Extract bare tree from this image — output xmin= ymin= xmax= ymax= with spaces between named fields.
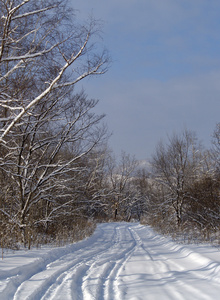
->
xmin=0 ymin=0 xmax=110 ymax=247
xmin=107 ymin=151 xmax=138 ymax=220
xmin=0 ymin=0 xmax=109 ymax=143
xmin=212 ymin=123 xmax=220 ymax=174
xmin=131 ymin=168 xmax=151 ymax=221
xmin=151 ymin=129 xmax=202 ymax=226
xmin=0 ymin=88 xmax=108 ymax=245
xmin=73 ymin=144 xmax=111 ymax=220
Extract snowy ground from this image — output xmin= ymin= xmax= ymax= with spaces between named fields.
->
xmin=1 ymin=223 xmax=220 ymax=300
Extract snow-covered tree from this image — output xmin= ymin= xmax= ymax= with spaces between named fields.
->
xmin=0 ymin=89 xmax=108 ymax=244
xmin=106 ymin=151 xmax=138 ymax=220
xmin=0 ymin=0 xmax=109 ymax=143
xmin=0 ymin=0 xmax=110 ymax=246
xmin=130 ymin=168 xmax=151 ymax=220
xmin=151 ymin=129 xmax=202 ymax=226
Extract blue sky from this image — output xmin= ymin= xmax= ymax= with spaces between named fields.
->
xmin=72 ymin=0 xmax=220 ymax=160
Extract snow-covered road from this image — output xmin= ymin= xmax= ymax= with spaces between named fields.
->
xmin=1 ymin=222 xmax=220 ymax=300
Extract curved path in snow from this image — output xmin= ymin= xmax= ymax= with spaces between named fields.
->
xmin=1 ymin=222 xmax=220 ymax=299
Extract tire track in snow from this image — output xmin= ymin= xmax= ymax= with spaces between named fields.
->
xmin=11 ymin=224 xmax=119 ymax=300
xmin=81 ymin=224 xmax=153 ymax=300
xmin=81 ymin=224 xmax=137 ymax=300
xmin=41 ymin=224 xmax=121 ymax=300
xmin=100 ymin=225 xmax=138 ymax=300
xmin=2 ymin=223 xmax=220 ymax=300
xmin=106 ymin=225 xmax=143 ymax=300
xmin=1 ymin=227 xmax=107 ymax=299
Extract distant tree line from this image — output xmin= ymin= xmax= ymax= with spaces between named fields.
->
xmin=0 ymin=0 xmax=219 ymax=249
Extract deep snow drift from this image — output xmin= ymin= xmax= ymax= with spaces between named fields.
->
xmin=1 ymin=222 xmax=220 ymax=299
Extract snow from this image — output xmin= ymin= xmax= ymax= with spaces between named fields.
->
xmin=1 ymin=222 xmax=220 ymax=299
